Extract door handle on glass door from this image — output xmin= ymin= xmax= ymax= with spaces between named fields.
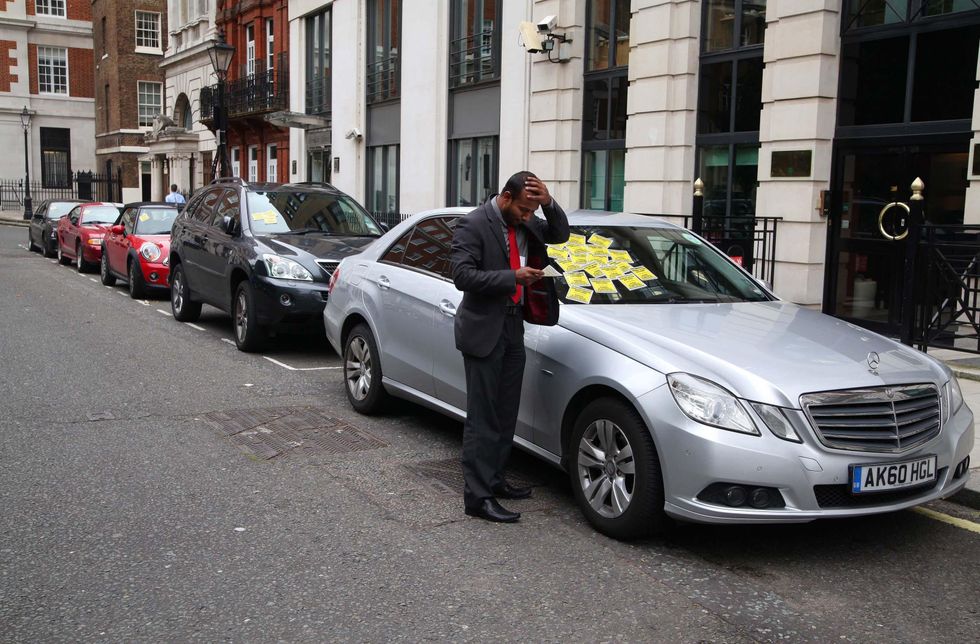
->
xmin=377 ymin=276 xmax=390 ymax=290
xmin=438 ymin=300 xmax=456 ymax=317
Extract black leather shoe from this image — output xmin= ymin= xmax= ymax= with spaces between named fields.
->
xmin=492 ymin=482 xmax=533 ymax=500
xmin=464 ymin=498 xmax=521 ymax=523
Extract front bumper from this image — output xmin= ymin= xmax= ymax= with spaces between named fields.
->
xmin=81 ymin=243 xmax=103 ymax=263
xmin=136 ymin=260 xmax=170 ymax=290
xmin=251 ymin=274 xmax=329 ymax=325
xmin=635 ymin=385 xmax=975 ymax=524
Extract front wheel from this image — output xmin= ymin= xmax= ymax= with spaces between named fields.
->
xmin=75 ymin=243 xmax=90 ymax=273
xmin=232 ymin=281 xmax=265 ymax=352
xmin=128 ymin=259 xmax=148 ymax=299
xmin=170 ymin=264 xmax=201 ymax=322
xmin=100 ymin=250 xmax=116 ymax=286
xmin=569 ymin=397 xmax=668 ymax=540
xmin=343 ymin=323 xmax=389 ymax=415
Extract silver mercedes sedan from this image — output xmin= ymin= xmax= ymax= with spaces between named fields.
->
xmin=324 ymin=208 xmax=974 ymax=540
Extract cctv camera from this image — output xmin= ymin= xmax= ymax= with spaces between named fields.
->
xmin=537 ymin=15 xmax=557 ymax=33
xmin=344 ymin=128 xmax=362 ymax=140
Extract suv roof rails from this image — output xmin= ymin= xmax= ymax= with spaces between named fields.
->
xmin=210 ymin=176 xmax=249 ymax=188
xmin=286 ymin=181 xmax=339 ymax=190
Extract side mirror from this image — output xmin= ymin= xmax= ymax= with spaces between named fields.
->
xmin=110 ymin=225 xmax=125 ymax=235
xmin=379 ymin=222 xmax=390 ymax=233
xmin=222 ymin=215 xmax=237 ymax=235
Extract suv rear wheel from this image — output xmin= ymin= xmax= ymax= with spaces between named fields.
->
xmin=233 ymin=281 xmax=265 ymax=352
xmin=170 ymin=263 xmax=202 ymax=321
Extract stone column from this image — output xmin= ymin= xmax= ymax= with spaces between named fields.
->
xmin=623 ymin=0 xmax=700 ymax=219
xmin=150 ymin=156 xmax=165 ymax=202
xmin=755 ymin=3 xmax=841 ymax=305
xmin=964 ymin=45 xmax=980 ymax=224
xmin=168 ymin=153 xmax=192 ymax=197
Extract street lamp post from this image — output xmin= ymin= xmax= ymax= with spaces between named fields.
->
xmin=20 ymin=106 xmax=32 ymax=220
xmin=207 ymin=31 xmax=235 ymax=179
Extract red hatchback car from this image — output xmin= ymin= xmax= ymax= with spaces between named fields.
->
xmin=57 ymin=202 xmax=121 ymax=272
xmin=100 ymin=202 xmax=177 ymax=298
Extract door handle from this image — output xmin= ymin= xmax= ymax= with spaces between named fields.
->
xmin=438 ymin=300 xmax=456 ymax=317
xmin=377 ymin=276 xmax=390 ymax=290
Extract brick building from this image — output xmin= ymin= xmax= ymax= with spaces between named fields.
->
xmin=0 ymin=0 xmax=96 ymax=194
xmin=93 ymin=0 xmax=167 ymax=203
xmin=207 ymin=0 xmax=289 ymax=183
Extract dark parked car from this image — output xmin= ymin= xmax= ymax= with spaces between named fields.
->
xmin=168 ymin=178 xmax=383 ymax=351
xmin=28 ymin=199 xmax=84 ymax=257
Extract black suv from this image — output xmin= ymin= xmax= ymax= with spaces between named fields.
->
xmin=168 ymin=178 xmax=383 ymax=351
xmin=28 ymin=199 xmax=85 ymax=257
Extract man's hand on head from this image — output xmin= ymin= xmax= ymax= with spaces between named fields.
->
xmin=523 ymin=177 xmax=552 ymax=207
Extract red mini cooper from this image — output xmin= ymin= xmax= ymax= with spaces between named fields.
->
xmin=100 ymin=202 xmax=178 ymax=298
xmin=57 ymin=202 xmax=121 ymax=272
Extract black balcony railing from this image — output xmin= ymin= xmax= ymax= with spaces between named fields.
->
xmin=306 ymin=73 xmax=331 ymax=116
xmin=682 ymin=214 xmax=782 ymax=287
xmin=201 ymin=52 xmax=289 ymax=121
xmin=449 ymin=29 xmax=497 ymax=88
xmin=367 ymin=55 xmax=399 ymax=104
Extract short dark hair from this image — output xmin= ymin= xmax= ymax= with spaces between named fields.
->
xmin=501 ymin=171 xmax=537 ymax=198
xmin=170 ymin=184 xmax=178 ymax=191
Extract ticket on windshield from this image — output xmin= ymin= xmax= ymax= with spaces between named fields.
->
xmin=567 ymin=233 xmax=587 ymax=245
xmin=590 ymin=278 xmax=618 ymax=294
xmin=619 ymin=274 xmax=646 ymax=290
xmin=587 ymin=234 xmax=614 ymax=248
xmin=565 ymin=286 xmax=594 ymax=304
xmin=563 ymin=271 xmax=590 ymax=288
xmin=632 ymin=266 xmax=657 ymax=281
xmin=547 ymin=246 xmax=569 ymax=259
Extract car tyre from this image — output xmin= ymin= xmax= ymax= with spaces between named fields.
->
xmin=343 ymin=323 xmax=389 ymax=415
xmin=28 ymin=232 xmax=40 ymax=252
xmin=170 ymin=263 xmax=201 ymax=322
xmin=100 ymin=249 xmax=116 ymax=286
xmin=57 ymin=242 xmax=70 ymax=265
xmin=128 ymin=258 xmax=148 ymax=299
xmin=569 ymin=397 xmax=669 ymax=540
xmin=233 ymin=281 xmax=265 ymax=352
xmin=76 ymin=243 xmax=90 ymax=273
xmin=43 ymin=239 xmax=56 ymax=258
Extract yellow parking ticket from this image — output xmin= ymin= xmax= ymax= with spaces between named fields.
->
xmin=253 ymin=210 xmax=279 ymax=225
xmin=615 ymin=262 xmax=634 ymax=273
xmin=567 ymin=245 xmax=589 ymax=256
xmin=582 ymin=262 xmax=604 ymax=277
xmin=547 ymin=245 xmax=569 ymax=259
xmin=567 ymin=233 xmax=587 ymax=246
xmin=563 ymin=271 xmax=590 ymax=288
xmin=587 ymin=250 xmax=610 ymax=262
xmin=590 ymin=277 xmax=617 ymax=294
xmin=587 ymin=233 xmax=613 ymax=248
xmin=139 ymin=213 xmax=150 ymax=222
xmin=632 ymin=266 xmax=657 ymax=281
xmin=557 ymin=259 xmax=581 ymax=273
xmin=619 ymin=273 xmax=646 ymax=291
xmin=608 ymin=249 xmax=632 ymax=262
xmin=565 ymin=286 xmax=593 ymax=304
xmin=601 ymin=267 xmax=625 ymax=280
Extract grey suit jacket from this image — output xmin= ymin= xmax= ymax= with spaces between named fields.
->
xmin=450 ymin=196 xmax=570 ymax=357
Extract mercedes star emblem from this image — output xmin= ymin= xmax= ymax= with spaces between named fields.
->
xmin=867 ymin=351 xmax=880 ymax=374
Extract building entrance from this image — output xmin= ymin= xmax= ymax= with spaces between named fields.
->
xmin=825 ymin=138 xmax=969 ymax=335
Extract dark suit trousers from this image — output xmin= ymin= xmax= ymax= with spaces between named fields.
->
xmin=461 ymin=308 xmax=526 ymax=509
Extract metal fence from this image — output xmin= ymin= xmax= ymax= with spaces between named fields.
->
xmin=0 ymin=169 xmax=122 ymax=211
xmin=370 ymin=211 xmax=413 ymax=230
xmin=682 ymin=214 xmax=782 ymax=287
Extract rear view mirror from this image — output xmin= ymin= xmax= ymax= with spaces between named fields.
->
xmin=110 ymin=224 xmax=125 ymax=235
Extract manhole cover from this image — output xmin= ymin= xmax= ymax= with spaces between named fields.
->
xmin=201 ymin=407 xmax=387 ymax=460
xmin=404 ymin=458 xmax=538 ymax=495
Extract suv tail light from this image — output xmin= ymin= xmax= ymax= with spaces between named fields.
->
xmin=328 ymin=265 xmax=341 ymax=294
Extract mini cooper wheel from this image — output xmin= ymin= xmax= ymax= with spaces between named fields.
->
xmin=128 ymin=259 xmax=148 ymax=299
xmin=100 ymin=250 xmax=116 ymax=286
xmin=170 ymin=264 xmax=201 ymax=322
xmin=343 ymin=323 xmax=389 ymax=415
xmin=569 ymin=397 xmax=668 ymax=540
xmin=232 ymin=281 xmax=265 ymax=352
xmin=57 ymin=243 xmax=69 ymax=265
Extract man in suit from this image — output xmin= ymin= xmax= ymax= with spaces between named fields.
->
xmin=450 ymin=171 xmax=570 ymax=523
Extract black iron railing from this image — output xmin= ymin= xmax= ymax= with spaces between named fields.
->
xmin=682 ymin=214 xmax=782 ymax=287
xmin=367 ymin=55 xmax=399 ymax=104
xmin=201 ymin=53 xmax=289 ymax=120
xmin=306 ymin=73 xmax=331 ymax=115
xmin=909 ymin=224 xmax=980 ymax=354
xmin=0 ymin=169 xmax=122 ymax=210
xmin=370 ymin=211 xmax=412 ymax=230
xmin=449 ymin=29 xmax=497 ymax=87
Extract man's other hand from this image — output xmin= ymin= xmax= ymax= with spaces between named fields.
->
xmin=516 ymin=267 xmax=545 ymax=285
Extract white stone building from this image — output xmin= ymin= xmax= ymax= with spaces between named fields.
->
xmin=283 ymin=0 xmax=980 ymax=337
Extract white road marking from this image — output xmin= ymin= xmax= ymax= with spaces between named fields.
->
xmin=156 ymin=309 xmax=172 ymax=317
xmin=221 ymin=338 xmax=236 ymax=346
xmin=89 ymin=278 xmax=98 ymax=282
xmin=138 ymin=300 xmax=150 ymax=306
xmin=18 ymin=244 xmax=29 ymax=251
xmin=262 ymin=356 xmax=341 ymax=371
xmin=49 ymin=260 xmax=57 ymax=263
xmin=115 ymin=290 xmax=126 ymax=296
xmin=104 ymin=285 xmax=113 ymax=290
xmin=187 ymin=323 xmax=205 ymax=331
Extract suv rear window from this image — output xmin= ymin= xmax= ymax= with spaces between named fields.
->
xmin=246 ymin=191 xmax=382 ymax=237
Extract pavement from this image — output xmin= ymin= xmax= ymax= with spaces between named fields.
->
xmin=2 ymin=207 xmax=977 ymax=509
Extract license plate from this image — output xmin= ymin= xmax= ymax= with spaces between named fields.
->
xmin=850 ymin=455 xmax=937 ymax=494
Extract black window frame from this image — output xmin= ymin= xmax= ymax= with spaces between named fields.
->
xmin=842 ymin=0 xmax=980 ymax=33
xmin=449 ymin=0 xmax=502 ymax=89
xmin=448 ymin=135 xmax=498 ymax=207
xmin=581 ymin=0 xmax=630 ymax=212
xmin=305 ymin=8 xmax=331 ymax=117
xmin=366 ymin=0 xmax=401 ymax=104
xmin=366 ymin=143 xmax=400 ymax=215
xmin=39 ymin=127 xmax=71 ymax=189
xmin=382 ymin=216 xmax=459 ymax=280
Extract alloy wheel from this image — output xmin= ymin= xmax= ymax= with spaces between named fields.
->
xmin=172 ymin=272 xmax=183 ymax=312
xmin=101 ymin=254 xmax=108 ymax=279
xmin=129 ymin=263 xmax=136 ymax=296
xmin=345 ymin=337 xmax=372 ymax=401
xmin=235 ymin=291 xmax=248 ymax=342
xmin=577 ymin=419 xmax=636 ymax=518
xmin=76 ymin=246 xmax=83 ymax=271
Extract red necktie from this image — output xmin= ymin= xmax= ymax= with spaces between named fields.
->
xmin=508 ymin=225 xmax=522 ymax=304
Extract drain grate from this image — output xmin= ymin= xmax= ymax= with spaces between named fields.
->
xmin=201 ymin=407 xmax=387 ymax=460
xmin=404 ymin=458 xmax=538 ymax=495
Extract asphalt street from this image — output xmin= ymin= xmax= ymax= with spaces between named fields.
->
xmin=0 ymin=223 xmax=978 ymax=643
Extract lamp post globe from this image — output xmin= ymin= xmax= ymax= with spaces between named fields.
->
xmin=207 ymin=31 xmax=235 ymax=179
xmin=20 ymin=106 xmax=32 ymax=220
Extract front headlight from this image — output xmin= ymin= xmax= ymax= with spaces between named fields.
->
xmin=750 ymin=402 xmax=802 ymax=443
xmin=667 ymin=373 xmax=759 ymax=435
xmin=262 ymin=254 xmax=313 ymax=281
xmin=944 ymin=376 xmax=964 ymax=424
xmin=140 ymin=242 xmax=162 ymax=262
xmin=87 ymin=237 xmax=103 ymax=246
